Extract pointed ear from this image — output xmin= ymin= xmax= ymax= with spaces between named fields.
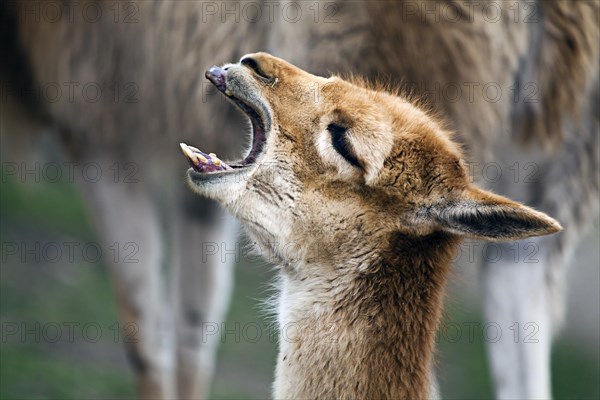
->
xmin=424 ymin=187 xmax=562 ymax=241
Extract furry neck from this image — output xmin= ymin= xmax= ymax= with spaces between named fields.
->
xmin=273 ymin=231 xmax=459 ymax=399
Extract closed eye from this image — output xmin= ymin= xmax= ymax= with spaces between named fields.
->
xmin=327 ymin=123 xmax=362 ymax=169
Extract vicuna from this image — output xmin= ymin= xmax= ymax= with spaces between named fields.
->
xmin=182 ymin=53 xmax=562 ymax=399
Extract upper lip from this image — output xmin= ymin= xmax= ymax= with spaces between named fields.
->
xmin=205 ymin=65 xmax=268 ymax=167
xmin=206 ymin=66 xmax=227 ymax=92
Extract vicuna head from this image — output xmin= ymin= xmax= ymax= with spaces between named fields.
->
xmin=182 ymin=52 xmax=561 ymax=398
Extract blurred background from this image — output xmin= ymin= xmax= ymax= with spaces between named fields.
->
xmin=1 ymin=1 xmax=599 ymax=399
xmin=1 ymin=144 xmax=598 ymax=399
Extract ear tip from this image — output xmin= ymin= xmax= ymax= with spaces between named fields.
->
xmin=535 ymin=214 xmax=563 ymax=236
xmin=549 ymin=219 xmax=563 ymax=233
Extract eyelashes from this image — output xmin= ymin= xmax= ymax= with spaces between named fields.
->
xmin=327 ymin=123 xmax=362 ymax=169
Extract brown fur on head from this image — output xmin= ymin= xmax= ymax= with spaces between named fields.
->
xmin=185 ymin=52 xmax=562 ymax=399
xmin=188 ymin=52 xmax=561 ymax=264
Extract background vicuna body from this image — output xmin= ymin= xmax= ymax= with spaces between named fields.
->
xmin=1 ymin=1 xmax=599 ymax=399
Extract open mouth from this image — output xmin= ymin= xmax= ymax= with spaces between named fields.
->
xmin=181 ymin=66 xmax=268 ymax=175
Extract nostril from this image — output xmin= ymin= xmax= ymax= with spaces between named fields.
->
xmin=241 ymin=57 xmax=258 ymax=69
xmin=241 ymin=57 xmax=269 ymax=79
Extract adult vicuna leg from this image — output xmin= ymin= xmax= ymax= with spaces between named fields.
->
xmin=483 ymin=217 xmax=599 ymax=399
xmin=482 ymin=236 xmax=561 ymax=399
xmin=77 ymin=172 xmax=174 ymax=399
xmin=5 ymin=1 xmax=257 ymax=396
xmin=482 ymin=99 xmax=599 ymax=398
xmin=171 ymin=194 xmax=237 ymax=399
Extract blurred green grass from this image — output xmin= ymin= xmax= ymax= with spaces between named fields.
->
xmin=1 ymin=174 xmax=598 ymax=399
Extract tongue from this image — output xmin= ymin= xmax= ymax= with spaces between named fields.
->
xmin=180 ymin=143 xmax=232 ymax=173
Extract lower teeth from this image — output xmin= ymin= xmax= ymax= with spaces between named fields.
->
xmin=180 ymin=143 xmax=232 ymax=172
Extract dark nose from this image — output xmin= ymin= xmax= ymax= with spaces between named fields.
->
xmin=205 ymin=66 xmax=227 ymax=91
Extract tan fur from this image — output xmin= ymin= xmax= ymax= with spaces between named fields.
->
xmin=188 ymin=53 xmax=561 ymax=399
xmin=271 ymin=8 xmax=599 ymax=395
xmin=272 ymin=0 xmax=599 ymax=148
xmin=4 ymin=1 xmax=596 ymax=397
